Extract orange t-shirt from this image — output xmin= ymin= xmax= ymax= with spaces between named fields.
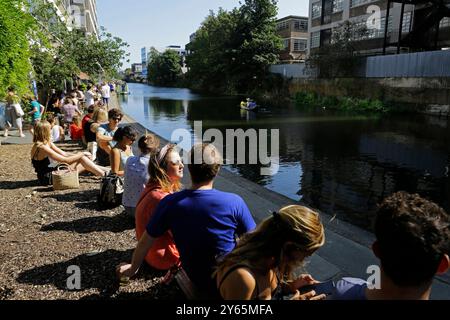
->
xmin=135 ymin=183 xmax=180 ymax=270
xmin=69 ymin=124 xmax=83 ymax=141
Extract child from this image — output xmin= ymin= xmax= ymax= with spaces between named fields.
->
xmin=69 ymin=115 xmax=83 ymax=141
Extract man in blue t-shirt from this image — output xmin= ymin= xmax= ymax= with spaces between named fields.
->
xmin=331 ymin=192 xmax=449 ymax=300
xmin=117 ymin=143 xmax=256 ymax=295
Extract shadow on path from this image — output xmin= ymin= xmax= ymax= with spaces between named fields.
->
xmin=41 ymin=212 xmax=135 ymax=234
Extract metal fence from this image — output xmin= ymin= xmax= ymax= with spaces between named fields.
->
xmin=359 ymin=50 xmax=450 ymax=78
xmin=271 ymin=50 xmax=450 ymax=79
xmin=269 ymin=63 xmax=316 ymax=78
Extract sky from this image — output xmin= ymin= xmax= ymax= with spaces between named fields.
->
xmin=97 ymin=0 xmax=309 ymax=69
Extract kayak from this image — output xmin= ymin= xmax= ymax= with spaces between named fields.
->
xmin=240 ymin=101 xmax=258 ymax=111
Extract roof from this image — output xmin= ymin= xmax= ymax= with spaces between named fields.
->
xmin=276 ymin=15 xmax=309 ymax=22
xmin=78 ymin=72 xmax=90 ymax=80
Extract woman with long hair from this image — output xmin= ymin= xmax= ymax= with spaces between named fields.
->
xmin=134 ymin=144 xmax=183 ymax=271
xmin=31 ymin=121 xmax=107 ymax=185
xmin=215 ymin=205 xmax=326 ymax=300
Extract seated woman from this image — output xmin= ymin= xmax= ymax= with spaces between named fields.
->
xmin=84 ymin=108 xmax=108 ymax=161
xmin=135 ymin=144 xmax=183 ymax=271
xmin=47 ymin=114 xmax=65 ymax=143
xmin=109 ymin=126 xmax=137 ymax=176
xmin=31 ymin=121 xmax=107 ymax=185
xmin=215 ymin=205 xmax=326 ymax=300
xmin=69 ymin=115 xmax=83 ymax=141
xmin=123 ymin=133 xmax=160 ymax=218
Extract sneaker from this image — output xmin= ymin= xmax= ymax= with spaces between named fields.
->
xmin=3 ymin=132 xmax=8 ymax=137
xmin=20 ymin=134 xmax=26 ymax=138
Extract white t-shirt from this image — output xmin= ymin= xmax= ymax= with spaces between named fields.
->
xmin=51 ymin=125 xmax=63 ymax=142
xmin=101 ymin=85 xmax=111 ymax=98
xmin=85 ymin=90 xmax=95 ymax=107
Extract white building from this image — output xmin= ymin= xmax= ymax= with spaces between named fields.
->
xmin=69 ymin=0 xmax=99 ymax=39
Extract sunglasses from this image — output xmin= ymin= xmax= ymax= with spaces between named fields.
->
xmin=169 ymin=159 xmax=183 ymax=166
xmin=126 ymin=135 xmax=135 ymax=142
xmin=112 ymin=117 xmax=122 ymax=121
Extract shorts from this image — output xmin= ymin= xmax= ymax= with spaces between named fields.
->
xmin=102 ymin=97 xmax=109 ymax=104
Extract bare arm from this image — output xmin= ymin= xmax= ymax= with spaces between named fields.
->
xmin=219 ymin=268 xmax=257 ymax=300
xmin=116 ymin=231 xmax=155 ymax=278
xmin=110 ymin=148 xmax=124 ymax=176
xmin=41 ymin=144 xmax=84 ymax=164
xmin=96 ymin=131 xmax=113 ymax=143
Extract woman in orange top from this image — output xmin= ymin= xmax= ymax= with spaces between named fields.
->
xmin=69 ymin=115 xmax=83 ymax=141
xmin=135 ymin=144 xmax=183 ymax=271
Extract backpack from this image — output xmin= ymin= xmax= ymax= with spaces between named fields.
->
xmin=98 ymin=173 xmax=124 ymax=208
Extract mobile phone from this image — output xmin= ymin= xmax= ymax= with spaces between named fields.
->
xmin=299 ymin=280 xmax=335 ymax=296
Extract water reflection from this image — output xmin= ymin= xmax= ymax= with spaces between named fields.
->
xmin=119 ymin=83 xmax=450 ymax=231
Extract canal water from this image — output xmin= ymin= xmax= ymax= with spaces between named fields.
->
xmin=119 ymin=83 xmax=450 ymax=231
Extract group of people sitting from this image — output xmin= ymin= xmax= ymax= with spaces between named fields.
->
xmin=115 ymin=143 xmax=449 ymax=300
xmin=27 ymin=91 xmax=449 ymax=301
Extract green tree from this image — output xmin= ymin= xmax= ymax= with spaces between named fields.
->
xmin=307 ymin=21 xmax=368 ymax=78
xmin=186 ymin=0 xmax=282 ymax=94
xmin=0 ymin=0 xmax=34 ymax=96
xmin=232 ymin=0 xmax=282 ymax=91
xmin=147 ymin=49 xmax=182 ymax=87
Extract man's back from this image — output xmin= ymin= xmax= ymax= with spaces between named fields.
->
xmin=147 ymin=188 xmax=256 ymax=293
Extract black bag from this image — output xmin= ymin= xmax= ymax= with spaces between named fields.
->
xmin=37 ymin=172 xmax=53 ymax=186
xmin=98 ymin=173 xmax=124 ymax=208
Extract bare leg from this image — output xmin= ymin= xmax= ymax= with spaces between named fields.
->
xmin=74 ymin=156 xmax=107 ymax=176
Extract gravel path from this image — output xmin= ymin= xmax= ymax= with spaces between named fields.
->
xmin=0 ymin=143 xmax=183 ymax=300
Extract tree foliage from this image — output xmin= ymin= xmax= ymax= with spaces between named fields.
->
xmin=1 ymin=0 xmax=129 ymax=98
xmin=186 ymin=0 xmax=282 ymax=94
xmin=307 ymin=21 xmax=369 ymax=78
xmin=147 ymin=49 xmax=183 ymax=87
xmin=0 ymin=0 xmax=34 ymax=95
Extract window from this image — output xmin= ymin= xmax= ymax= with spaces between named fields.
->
xmin=352 ymin=14 xmax=393 ymax=40
xmin=310 ymin=31 xmax=321 ymax=48
xmin=312 ymin=2 xmax=322 ymax=19
xmin=402 ymin=11 xmax=411 ymax=33
xmin=283 ymin=39 xmax=289 ymax=50
xmin=277 ymin=21 xmax=289 ymax=30
xmin=350 ymin=0 xmax=375 ymax=7
xmin=293 ymin=39 xmax=307 ymax=51
xmin=333 ymin=0 xmax=344 ymax=13
xmin=440 ymin=17 xmax=450 ymax=28
xmin=294 ymin=19 xmax=308 ymax=31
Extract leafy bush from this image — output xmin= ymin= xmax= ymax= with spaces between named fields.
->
xmin=294 ymin=91 xmax=390 ymax=113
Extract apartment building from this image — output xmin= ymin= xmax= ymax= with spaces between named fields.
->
xmin=276 ymin=15 xmax=309 ymax=62
xmin=69 ymin=0 xmax=99 ymax=39
xmin=308 ymin=0 xmax=450 ymax=55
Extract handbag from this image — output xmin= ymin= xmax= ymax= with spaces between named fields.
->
xmin=52 ymin=163 xmax=79 ymax=190
xmin=97 ymin=173 xmax=124 ymax=208
xmin=13 ymin=103 xmax=24 ymax=117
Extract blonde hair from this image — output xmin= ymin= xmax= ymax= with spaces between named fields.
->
xmin=215 ymin=205 xmax=325 ymax=282
xmin=92 ymin=108 xmax=108 ymax=123
xmin=33 ymin=121 xmax=52 ymax=145
xmin=148 ymin=145 xmax=182 ymax=193
xmin=72 ymin=115 xmax=81 ymax=127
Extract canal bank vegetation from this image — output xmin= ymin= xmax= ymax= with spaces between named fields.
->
xmin=294 ymin=91 xmax=390 ymax=113
xmin=185 ymin=0 xmax=282 ymax=96
xmin=0 ymin=0 xmax=129 ymax=99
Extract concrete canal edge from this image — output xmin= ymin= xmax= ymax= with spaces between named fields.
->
xmin=111 ymin=94 xmax=450 ymax=299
